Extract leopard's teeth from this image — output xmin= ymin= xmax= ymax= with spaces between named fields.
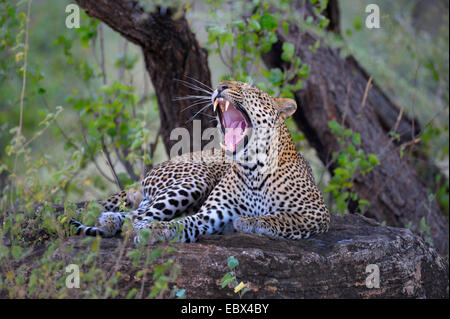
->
xmin=242 ymin=128 xmax=248 ymax=136
xmin=213 ymin=99 xmax=219 ymax=112
xmin=225 ymin=100 xmax=230 ymax=112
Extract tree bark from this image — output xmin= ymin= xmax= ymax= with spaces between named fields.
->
xmin=76 ymin=0 xmax=214 ymax=155
xmin=261 ymin=5 xmax=448 ymax=254
xmin=47 ymin=214 xmax=448 ymax=298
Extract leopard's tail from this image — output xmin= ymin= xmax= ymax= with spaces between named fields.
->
xmin=69 ymin=219 xmax=108 ymax=237
xmin=69 ymin=212 xmax=125 ymax=238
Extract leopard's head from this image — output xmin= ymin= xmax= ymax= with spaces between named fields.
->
xmin=211 ymin=81 xmax=297 ymax=154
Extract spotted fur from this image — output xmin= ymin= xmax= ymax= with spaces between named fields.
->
xmin=71 ymin=81 xmax=330 ymax=243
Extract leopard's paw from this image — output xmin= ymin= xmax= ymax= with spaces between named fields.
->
xmin=127 ymin=188 xmax=143 ymax=210
xmin=233 ymin=217 xmax=257 ymax=234
xmin=135 ymin=222 xmax=177 ymax=245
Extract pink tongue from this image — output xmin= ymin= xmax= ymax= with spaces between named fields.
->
xmin=224 ymin=121 xmax=245 ymax=152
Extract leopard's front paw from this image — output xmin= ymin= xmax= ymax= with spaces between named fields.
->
xmin=135 ymin=222 xmax=177 ymax=245
xmin=127 ymin=188 xmax=143 ymax=209
xmin=233 ymin=217 xmax=257 ymax=234
xmin=150 ymin=223 xmax=177 ymax=243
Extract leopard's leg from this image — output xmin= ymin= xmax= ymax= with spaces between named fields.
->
xmin=232 ymin=210 xmax=330 ymax=239
xmin=129 ymin=182 xmax=217 ymax=244
xmin=130 ymin=182 xmax=211 ymax=223
xmin=136 ymin=179 xmax=240 ymax=243
xmin=100 ymin=189 xmax=142 ymax=212
xmin=145 ymin=205 xmax=330 ymax=243
xmin=233 ymin=181 xmax=330 ymax=239
xmin=70 ymin=189 xmax=142 ymax=237
xmin=137 ymin=178 xmax=330 ymax=243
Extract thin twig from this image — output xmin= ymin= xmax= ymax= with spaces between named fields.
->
xmin=77 ymin=112 xmax=116 ymax=184
xmin=360 ymin=76 xmax=373 ymax=112
xmin=96 ymin=22 xmax=122 ymax=189
xmin=392 ymin=107 xmax=404 ymax=134
xmin=101 ymin=138 xmax=123 ymax=189
xmin=10 ymin=0 xmax=32 ymax=211
xmin=40 ymin=93 xmax=80 ymax=150
xmin=406 ymin=63 xmax=420 ymax=158
xmin=118 ymin=39 xmax=128 ymax=82
xmin=216 ymin=39 xmax=235 ymax=77
xmin=149 ymin=127 xmax=162 ymax=161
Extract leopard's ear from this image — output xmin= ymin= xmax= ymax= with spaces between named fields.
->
xmin=275 ymin=98 xmax=297 ymax=119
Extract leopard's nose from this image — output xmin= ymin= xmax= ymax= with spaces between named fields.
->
xmin=217 ymin=83 xmax=229 ymax=94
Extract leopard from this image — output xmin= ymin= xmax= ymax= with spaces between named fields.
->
xmin=70 ymin=81 xmax=330 ymax=244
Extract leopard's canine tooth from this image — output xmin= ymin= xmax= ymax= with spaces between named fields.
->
xmin=225 ymin=100 xmax=230 ymax=111
xmin=213 ymin=99 xmax=219 ymax=112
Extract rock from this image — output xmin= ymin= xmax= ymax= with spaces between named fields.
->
xmin=49 ymin=213 xmax=448 ymax=299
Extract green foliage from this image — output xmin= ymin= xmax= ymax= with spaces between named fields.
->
xmin=127 ymin=242 xmax=182 ymax=299
xmin=325 ymin=121 xmax=380 ymax=214
xmin=221 ymin=256 xmax=248 ymax=298
xmin=205 ymin=0 xmax=309 ymax=97
xmin=0 ymin=0 xmax=173 ymax=299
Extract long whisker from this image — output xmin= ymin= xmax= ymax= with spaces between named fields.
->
xmin=181 ymin=100 xmax=211 ymax=112
xmin=183 ymin=75 xmax=213 ymax=91
xmin=173 ymin=95 xmax=211 ymax=101
xmin=201 ymin=113 xmax=216 ymax=118
xmin=185 ymin=102 xmax=213 ymax=124
xmin=174 ymin=79 xmax=212 ymax=95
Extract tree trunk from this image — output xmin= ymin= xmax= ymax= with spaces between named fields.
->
xmin=76 ymin=0 xmax=214 ymax=155
xmin=261 ymin=3 xmax=448 ymax=254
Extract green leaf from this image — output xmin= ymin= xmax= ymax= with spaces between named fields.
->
xmin=347 ymin=144 xmax=357 ymax=156
xmin=227 ymin=256 xmax=239 ymax=270
xmin=229 ymin=20 xmax=245 ymax=31
xmin=352 ymin=133 xmax=361 ymax=145
xmin=126 ymin=288 xmax=138 ymax=299
xmin=281 ymin=42 xmax=295 ymax=62
xmin=259 ymin=13 xmax=277 ymax=30
xmin=282 ymin=21 xmax=289 ymax=35
xmin=358 ymin=199 xmax=370 ymax=206
xmin=218 ymin=32 xmax=233 ymax=47
xmin=11 ymin=245 xmax=23 ymax=260
xmin=297 ymin=64 xmax=309 ymax=78
xmin=248 ymin=19 xmax=261 ymax=31
xmin=368 ymin=154 xmax=380 ymax=166
xmin=268 ymin=68 xmax=284 ymax=86
xmin=334 ymin=167 xmax=349 ymax=180
xmin=343 ymin=129 xmax=353 ymax=137
xmin=328 ymin=121 xmax=342 ymax=134
xmin=221 ymin=273 xmax=234 ymax=288
xmin=338 ymin=153 xmax=350 ymax=166
xmin=353 ymin=17 xmax=363 ymax=30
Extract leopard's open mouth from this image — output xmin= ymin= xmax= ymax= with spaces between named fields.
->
xmin=213 ymin=97 xmax=252 ymax=153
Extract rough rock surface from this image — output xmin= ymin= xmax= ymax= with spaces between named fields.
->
xmin=50 ymin=213 xmax=448 ymax=299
